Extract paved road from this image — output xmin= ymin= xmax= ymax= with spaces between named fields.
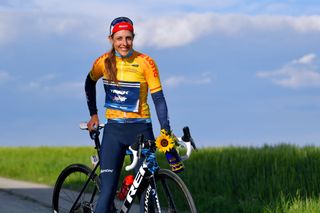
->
xmin=0 ymin=176 xmax=140 ymax=212
xmin=0 ymin=190 xmax=51 ymax=213
xmin=0 ymin=177 xmax=52 ymax=213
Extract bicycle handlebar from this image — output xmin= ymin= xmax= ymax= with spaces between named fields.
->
xmin=125 ymin=126 xmax=196 ymax=171
xmin=125 ymin=146 xmax=139 ymax=171
xmin=79 ymin=122 xmax=196 ymax=172
xmin=79 ymin=122 xmax=105 ymax=131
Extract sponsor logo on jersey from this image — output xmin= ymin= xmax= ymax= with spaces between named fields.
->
xmin=141 ymin=55 xmax=158 ymax=77
xmin=113 ymin=95 xmax=127 ymax=103
xmin=101 ymin=169 xmax=114 ymax=174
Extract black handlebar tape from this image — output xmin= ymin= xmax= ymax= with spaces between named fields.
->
xmin=182 ymin=126 xmax=197 ymax=150
xmin=182 ymin=126 xmax=191 ymax=142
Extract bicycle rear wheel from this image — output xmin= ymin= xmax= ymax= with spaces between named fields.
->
xmin=145 ymin=169 xmax=197 ymax=213
xmin=52 ymin=164 xmax=100 ymax=213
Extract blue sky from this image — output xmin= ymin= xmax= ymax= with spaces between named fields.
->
xmin=1 ymin=0 xmax=320 ymax=147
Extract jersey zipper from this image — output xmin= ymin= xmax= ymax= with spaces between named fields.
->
xmin=120 ymin=58 xmax=127 ymax=119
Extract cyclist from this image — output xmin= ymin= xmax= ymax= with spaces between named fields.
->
xmin=84 ymin=16 xmax=172 ymax=213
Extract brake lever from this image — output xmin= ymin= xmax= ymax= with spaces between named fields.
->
xmin=89 ymin=129 xmax=100 ymax=140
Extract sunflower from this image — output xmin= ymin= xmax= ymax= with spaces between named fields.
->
xmin=155 ymin=130 xmax=176 ymax=153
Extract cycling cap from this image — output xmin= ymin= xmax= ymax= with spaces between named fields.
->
xmin=109 ymin=17 xmax=134 ymax=35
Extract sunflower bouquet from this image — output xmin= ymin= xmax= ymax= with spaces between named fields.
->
xmin=155 ymin=129 xmax=184 ymax=172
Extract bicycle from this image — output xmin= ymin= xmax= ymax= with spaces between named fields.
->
xmin=52 ymin=122 xmax=197 ymax=213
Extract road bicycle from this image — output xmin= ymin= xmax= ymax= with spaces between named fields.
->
xmin=52 ymin=123 xmax=197 ymax=213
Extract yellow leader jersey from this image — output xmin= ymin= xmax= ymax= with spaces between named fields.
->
xmin=89 ymin=50 xmax=162 ymax=119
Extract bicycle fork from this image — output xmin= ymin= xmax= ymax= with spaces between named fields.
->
xmin=144 ymin=176 xmax=161 ymax=213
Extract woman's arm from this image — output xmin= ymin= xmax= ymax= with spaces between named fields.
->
xmin=85 ymin=73 xmax=99 ymax=130
xmin=151 ymin=90 xmax=171 ymax=131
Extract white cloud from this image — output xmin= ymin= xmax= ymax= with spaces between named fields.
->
xmin=51 ymin=82 xmax=84 ymax=97
xmin=25 ymin=81 xmax=84 ymax=99
xmin=0 ymin=12 xmax=19 ymax=46
xmin=1 ymin=1 xmax=320 ymax=48
xmin=293 ymin=53 xmax=316 ymax=65
xmin=257 ymin=53 xmax=320 ymax=88
xmin=164 ymin=72 xmax=213 ymax=88
xmin=23 ymin=74 xmax=57 ymax=90
xmin=0 ymin=70 xmax=13 ymax=84
xmin=22 ymin=74 xmax=84 ymax=99
xmin=135 ymin=14 xmax=215 ymax=48
xmin=134 ymin=14 xmax=320 ymax=48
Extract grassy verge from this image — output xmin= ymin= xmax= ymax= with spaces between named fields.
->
xmin=1 ymin=144 xmax=320 ymax=212
xmin=0 ymin=146 xmax=95 ymax=185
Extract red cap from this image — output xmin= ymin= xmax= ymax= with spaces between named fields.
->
xmin=111 ymin=22 xmax=134 ymax=34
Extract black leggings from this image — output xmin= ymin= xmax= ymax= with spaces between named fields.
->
xmin=95 ymin=122 xmax=155 ymax=213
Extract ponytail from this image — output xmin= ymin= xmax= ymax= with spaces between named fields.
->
xmin=104 ymin=47 xmax=118 ymax=83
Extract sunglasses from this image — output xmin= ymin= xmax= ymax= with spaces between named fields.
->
xmin=109 ymin=17 xmax=133 ymax=35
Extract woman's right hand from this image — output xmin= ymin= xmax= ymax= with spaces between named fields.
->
xmin=87 ymin=114 xmax=99 ymax=132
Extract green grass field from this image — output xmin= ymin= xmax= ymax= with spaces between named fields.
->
xmin=1 ymin=144 xmax=320 ymax=212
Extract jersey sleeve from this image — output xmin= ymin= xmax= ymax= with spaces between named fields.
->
xmin=85 ymin=73 xmax=98 ymax=116
xmin=142 ymin=56 xmax=162 ymax=94
xmin=84 ymin=54 xmax=107 ymax=116
xmin=151 ymin=90 xmax=171 ymax=131
xmin=89 ymin=55 xmax=106 ymax=81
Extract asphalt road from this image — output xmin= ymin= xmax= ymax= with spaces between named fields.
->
xmin=0 ymin=190 xmax=52 ymax=213
xmin=0 ymin=177 xmax=52 ymax=213
xmin=0 ymin=176 xmax=140 ymax=213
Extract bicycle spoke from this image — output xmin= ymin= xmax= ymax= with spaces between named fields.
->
xmin=160 ymin=177 xmax=178 ymax=212
xmin=52 ymin=164 xmax=100 ymax=213
xmin=144 ymin=169 xmax=197 ymax=213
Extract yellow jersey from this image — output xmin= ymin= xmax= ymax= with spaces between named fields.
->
xmin=89 ymin=50 xmax=162 ymax=119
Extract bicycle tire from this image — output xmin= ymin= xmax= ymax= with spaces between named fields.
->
xmin=144 ymin=169 xmax=197 ymax=213
xmin=52 ymin=164 xmax=100 ymax=213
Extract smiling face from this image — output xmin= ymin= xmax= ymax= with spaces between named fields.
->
xmin=109 ymin=30 xmax=134 ymax=57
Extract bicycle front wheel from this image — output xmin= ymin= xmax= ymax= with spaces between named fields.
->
xmin=52 ymin=164 xmax=100 ymax=213
xmin=145 ymin=169 xmax=197 ymax=213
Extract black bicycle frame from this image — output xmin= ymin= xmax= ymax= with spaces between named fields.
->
xmin=69 ymin=133 xmax=101 ymax=213
xmin=119 ymin=162 xmax=161 ymax=213
xmin=69 ymin=131 xmax=163 ymax=213
xmin=119 ymin=163 xmax=147 ymax=212
xmin=69 ymin=162 xmax=100 ymax=213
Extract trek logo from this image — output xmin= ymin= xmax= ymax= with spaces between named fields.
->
xmin=111 ymin=89 xmax=129 ymax=103
xmin=120 ymin=164 xmax=148 ymax=212
xmin=111 ymin=89 xmax=129 ymax=95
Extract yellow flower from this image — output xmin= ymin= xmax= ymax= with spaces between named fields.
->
xmin=155 ymin=131 xmax=175 ymax=153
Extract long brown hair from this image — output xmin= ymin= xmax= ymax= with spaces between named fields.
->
xmin=104 ymin=47 xmax=117 ymax=82
xmin=104 ymin=32 xmax=135 ymax=82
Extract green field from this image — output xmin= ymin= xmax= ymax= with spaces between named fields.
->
xmin=1 ymin=144 xmax=320 ymax=212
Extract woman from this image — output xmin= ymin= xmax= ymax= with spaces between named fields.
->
xmin=84 ymin=17 xmax=172 ymax=212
